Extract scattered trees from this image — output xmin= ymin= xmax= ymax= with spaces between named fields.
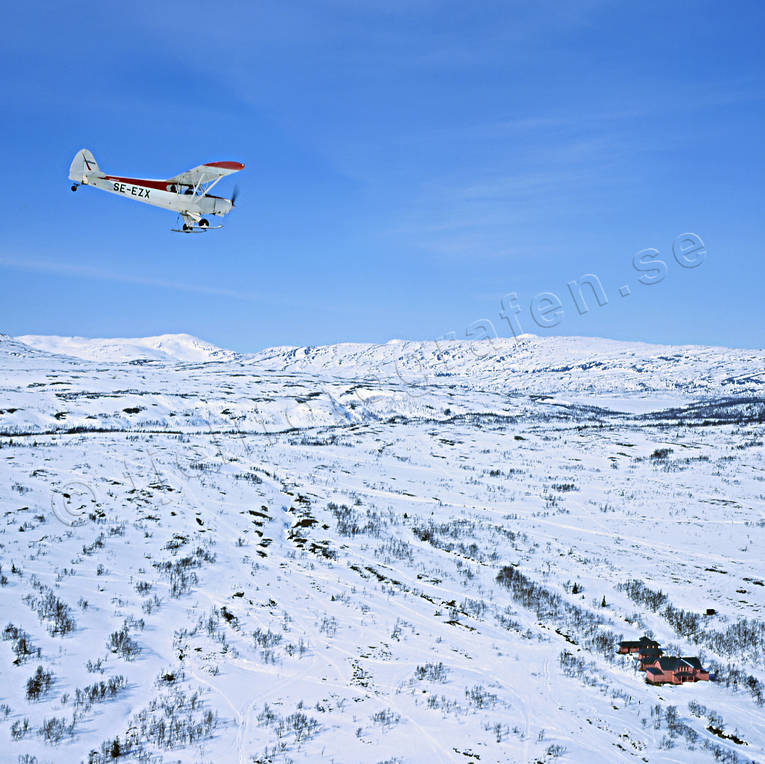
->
xmin=414 ymin=662 xmax=448 ymax=682
xmin=107 ymin=622 xmax=141 ymax=660
xmin=3 ymin=623 xmax=40 ymax=664
xmin=26 ymin=665 xmax=53 ymax=701
xmin=23 ymin=587 xmax=76 ymax=636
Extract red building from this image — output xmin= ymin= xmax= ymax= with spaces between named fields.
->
xmin=637 ymin=646 xmax=663 ymax=662
xmin=643 ymin=656 xmax=710 ymax=685
xmin=618 ymin=636 xmax=660 ymax=655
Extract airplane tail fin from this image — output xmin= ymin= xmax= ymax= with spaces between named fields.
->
xmin=69 ymin=148 xmax=101 ymax=182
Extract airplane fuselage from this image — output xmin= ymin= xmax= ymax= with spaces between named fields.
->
xmin=82 ymin=174 xmax=232 ymax=217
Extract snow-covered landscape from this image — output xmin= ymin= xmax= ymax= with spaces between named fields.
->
xmin=1 ymin=332 xmax=764 ymax=763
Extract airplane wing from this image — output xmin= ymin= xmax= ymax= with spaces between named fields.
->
xmin=166 ymin=161 xmax=244 ymax=188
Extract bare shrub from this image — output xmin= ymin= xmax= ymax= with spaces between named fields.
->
xmin=107 ymin=622 xmax=140 ymax=660
xmin=3 ymin=623 xmax=40 ymax=664
xmin=414 ymin=662 xmax=448 ymax=682
xmin=371 ymin=708 xmax=400 ymax=730
xmin=23 ymin=587 xmax=75 ymax=636
xmin=26 ymin=666 xmax=54 ymax=701
xmin=465 ymin=684 xmax=498 ymax=709
xmin=39 ymin=715 xmax=74 ymax=744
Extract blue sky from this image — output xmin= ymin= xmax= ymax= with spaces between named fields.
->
xmin=1 ymin=1 xmax=763 ymax=351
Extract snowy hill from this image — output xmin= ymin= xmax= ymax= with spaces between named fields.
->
xmin=15 ymin=333 xmax=241 ymax=363
xmin=14 ymin=332 xmax=765 ymax=401
xmin=1 ymin=333 xmax=763 ymax=762
xmin=0 ymin=333 xmax=68 ymax=359
xmin=250 ymin=335 xmax=765 ymax=398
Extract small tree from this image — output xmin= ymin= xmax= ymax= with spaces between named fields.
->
xmin=26 ymin=665 xmax=53 ymax=701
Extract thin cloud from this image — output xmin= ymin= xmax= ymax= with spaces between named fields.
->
xmin=0 ymin=256 xmax=362 ymax=317
xmin=0 ymin=256 xmax=264 ymax=303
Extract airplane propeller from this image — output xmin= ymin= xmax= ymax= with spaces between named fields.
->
xmin=231 ymin=185 xmax=239 ymax=207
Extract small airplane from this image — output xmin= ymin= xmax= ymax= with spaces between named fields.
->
xmin=68 ymin=149 xmax=244 ymax=232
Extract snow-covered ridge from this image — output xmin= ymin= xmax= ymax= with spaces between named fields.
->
xmin=249 ymin=334 xmax=763 ymax=373
xmin=10 ymin=332 xmax=765 ymax=399
xmin=248 ymin=335 xmax=765 ymax=398
xmin=14 ymin=333 xmax=242 ymax=363
xmin=0 ymin=333 xmax=55 ymax=359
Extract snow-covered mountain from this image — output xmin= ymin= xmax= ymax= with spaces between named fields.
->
xmin=12 ymin=332 xmax=765 ymax=399
xmin=0 ymin=333 xmax=57 ymax=359
xmin=249 ymin=334 xmax=765 ymax=399
xmin=15 ymin=333 xmax=241 ymax=363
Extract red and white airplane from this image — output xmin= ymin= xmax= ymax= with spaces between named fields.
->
xmin=68 ymin=149 xmax=244 ymax=232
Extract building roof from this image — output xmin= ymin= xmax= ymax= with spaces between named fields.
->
xmin=654 ymin=656 xmax=706 ymax=672
xmin=619 ymin=636 xmax=660 ymax=648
